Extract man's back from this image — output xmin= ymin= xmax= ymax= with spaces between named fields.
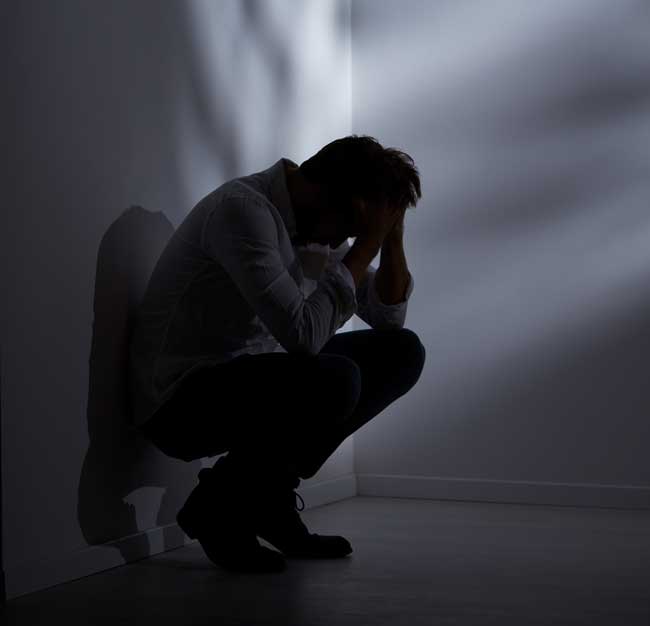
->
xmin=128 ymin=158 xmax=358 ymax=430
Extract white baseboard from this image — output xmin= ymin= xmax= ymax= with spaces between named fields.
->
xmin=298 ymin=473 xmax=357 ymax=509
xmin=6 ymin=473 xmax=357 ymax=601
xmin=356 ymin=473 xmax=650 ymax=510
xmin=6 ymin=521 xmax=193 ymax=601
xmin=11 ymin=472 xmax=647 ymax=600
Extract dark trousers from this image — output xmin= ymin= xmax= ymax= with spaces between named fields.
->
xmin=140 ymin=327 xmax=426 ymax=480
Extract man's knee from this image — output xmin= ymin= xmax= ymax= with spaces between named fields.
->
xmin=405 ymin=327 xmax=426 ymax=360
xmin=390 ymin=327 xmax=425 ymax=363
xmin=390 ymin=327 xmax=426 ymax=384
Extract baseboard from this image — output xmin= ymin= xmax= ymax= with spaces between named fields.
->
xmin=15 ymin=471 xmax=645 ymax=602
xmin=5 ymin=473 xmax=357 ymax=601
xmin=298 ymin=472 xmax=357 ymax=509
xmin=356 ymin=473 xmax=650 ymax=510
xmin=5 ymin=520 xmax=194 ymax=601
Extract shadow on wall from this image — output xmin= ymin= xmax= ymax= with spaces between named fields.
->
xmin=77 ymin=206 xmax=201 ymax=560
xmin=2 ymin=0 xmax=351 ymax=598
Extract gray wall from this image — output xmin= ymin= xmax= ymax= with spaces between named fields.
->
xmin=3 ymin=0 xmax=351 ymax=599
xmin=352 ymin=0 xmax=650 ymax=500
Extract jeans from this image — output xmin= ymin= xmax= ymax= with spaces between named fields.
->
xmin=139 ymin=327 xmax=426 ymax=479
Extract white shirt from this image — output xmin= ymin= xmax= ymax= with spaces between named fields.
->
xmin=128 ymin=158 xmax=414 ymax=429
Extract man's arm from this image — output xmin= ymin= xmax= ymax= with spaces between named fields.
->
xmin=374 ymin=211 xmax=410 ymax=305
xmin=329 ymin=212 xmax=414 ymax=330
xmin=341 ymin=238 xmax=381 ymax=289
xmin=203 ymin=196 xmax=357 ymax=356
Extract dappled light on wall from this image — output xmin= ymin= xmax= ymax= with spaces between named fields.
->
xmin=352 ymin=0 xmax=650 ymax=486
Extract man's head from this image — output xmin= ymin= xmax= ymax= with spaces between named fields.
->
xmin=285 ymin=135 xmax=421 ymax=248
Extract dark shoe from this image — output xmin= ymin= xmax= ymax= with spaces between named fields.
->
xmin=254 ymin=473 xmax=353 ymax=559
xmin=176 ymin=457 xmax=286 ymax=573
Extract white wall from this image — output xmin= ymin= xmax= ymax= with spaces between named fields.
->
xmin=351 ymin=0 xmax=650 ymax=506
xmin=3 ymin=0 xmax=352 ymax=599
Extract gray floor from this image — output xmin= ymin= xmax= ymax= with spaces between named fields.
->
xmin=3 ymin=496 xmax=650 ymax=625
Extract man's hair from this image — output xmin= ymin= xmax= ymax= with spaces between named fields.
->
xmin=299 ymin=135 xmax=421 ymax=211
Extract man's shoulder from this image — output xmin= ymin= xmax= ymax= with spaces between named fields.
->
xmin=202 ymin=182 xmax=279 ymax=248
xmin=194 ymin=166 xmax=281 ymax=246
xmin=212 ymin=179 xmax=272 ymax=212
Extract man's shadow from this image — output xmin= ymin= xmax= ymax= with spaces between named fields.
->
xmin=77 ymin=206 xmax=201 ymax=561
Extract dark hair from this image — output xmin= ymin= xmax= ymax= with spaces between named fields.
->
xmin=299 ymin=135 xmax=421 ymax=211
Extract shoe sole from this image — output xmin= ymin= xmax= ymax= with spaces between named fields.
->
xmin=256 ymin=526 xmax=353 ymax=559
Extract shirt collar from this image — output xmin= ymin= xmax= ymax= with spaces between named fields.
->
xmin=267 ymin=157 xmax=299 ymax=243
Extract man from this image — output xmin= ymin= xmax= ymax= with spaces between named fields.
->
xmin=129 ymin=135 xmax=426 ymax=573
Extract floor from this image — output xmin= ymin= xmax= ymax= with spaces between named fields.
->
xmin=3 ymin=496 xmax=650 ymax=625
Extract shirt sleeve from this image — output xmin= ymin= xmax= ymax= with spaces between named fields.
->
xmin=329 ymin=239 xmax=414 ymax=330
xmin=202 ymin=195 xmax=357 ymax=356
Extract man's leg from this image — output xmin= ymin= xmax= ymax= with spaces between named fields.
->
xmin=142 ymin=350 xmax=364 ymax=568
xmin=142 ymin=329 xmax=424 ymax=477
xmin=299 ymin=327 xmax=426 ymax=477
xmin=177 ymin=351 xmax=366 ymax=560
xmin=146 ymin=351 xmax=362 ymax=475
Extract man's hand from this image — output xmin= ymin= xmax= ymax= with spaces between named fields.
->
xmin=355 ymin=199 xmax=404 ymax=251
xmin=383 ymin=207 xmax=405 ymax=247
xmin=375 ymin=206 xmax=409 ymax=304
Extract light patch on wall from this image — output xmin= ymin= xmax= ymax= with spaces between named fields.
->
xmin=123 ymin=487 xmax=166 ymax=532
xmin=352 ymin=0 xmax=650 ymax=485
xmin=178 ymin=0 xmax=351 ymax=203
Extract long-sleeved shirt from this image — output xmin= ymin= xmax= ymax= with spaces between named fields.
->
xmin=128 ymin=157 xmax=414 ymax=429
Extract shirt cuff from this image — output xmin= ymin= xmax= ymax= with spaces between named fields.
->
xmin=370 ymin=269 xmax=413 ymax=306
xmin=366 ymin=270 xmax=414 ymax=328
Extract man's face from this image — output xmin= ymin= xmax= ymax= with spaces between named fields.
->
xmin=309 ymin=191 xmax=360 ymax=248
